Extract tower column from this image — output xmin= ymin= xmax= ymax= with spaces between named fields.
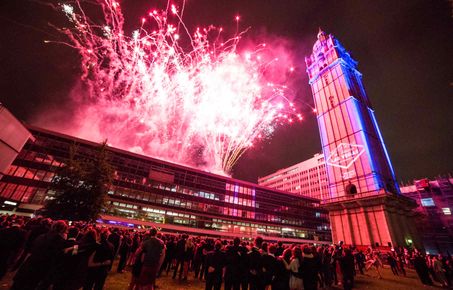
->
xmin=305 ymin=30 xmax=419 ymax=248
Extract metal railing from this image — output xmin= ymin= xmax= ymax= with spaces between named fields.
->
xmin=320 ymin=189 xmax=413 ymax=205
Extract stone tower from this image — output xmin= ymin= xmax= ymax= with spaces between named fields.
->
xmin=305 ymin=29 xmax=420 ymax=248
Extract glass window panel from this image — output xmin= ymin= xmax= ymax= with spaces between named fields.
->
xmin=0 ymin=182 xmax=5 ymax=193
xmin=31 ymin=188 xmax=47 ymax=204
xmin=6 ymin=165 xmax=18 ymax=176
xmin=1 ymin=184 xmax=17 ymax=198
xmin=420 ymin=198 xmax=435 ymax=207
xmin=21 ymin=187 xmax=36 ymax=203
xmin=24 ymin=169 xmax=37 ymax=179
xmin=14 ymin=167 xmax=27 ymax=178
xmin=11 ymin=185 xmax=27 ymax=201
xmin=35 ymin=171 xmax=47 ymax=181
xmin=43 ymin=172 xmax=55 ymax=182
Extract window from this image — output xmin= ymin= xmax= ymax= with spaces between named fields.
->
xmin=35 ymin=171 xmax=47 ymax=181
xmin=24 ymin=169 xmax=37 ymax=179
xmin=14 ymin=167 xmax=27 ymax=178
xmin=11 ymin=185 xmax=27 ymax=201
xmin=31 ymin=189 xmax=47 ymax=204
xmin=6 ymin=166 xmax=18 ymax=176
xmin=1 ymin=184 xmax=17 ymax=199
xmin=43 ymin=172 xmax=55 ymax=182
xmin=21 ymin=187 xmax=36 ymax=203
xmin=421 ymin=198 xmax=435 ymax=207
xmin=442 ymin=208 xmax=451 ymax=215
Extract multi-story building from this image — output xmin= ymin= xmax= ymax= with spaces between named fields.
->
xmin=258 ymin=153 xmax=329 ymax=200
xmin=303 ymin=29 xmax=419 ymax=248
xmin=261 ymin=30 xmax=419 ymax=248
xmin=0 ymin=125 xmax=331 ymax=243
xmin=260 ymin=150 xmax=453 ymax=252
xmin=400 ymin=177 xmax=453 ymax=254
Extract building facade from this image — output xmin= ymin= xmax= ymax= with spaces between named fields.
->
xmin=400 ymin=177 xmax=453 ymax=254
xmin=258 ymin=153 xmax=329 ymax=200
xmin=0 ymin=125 xmax=331 ymax=243
xmin=305 ymin=30 xmax=399 ymax=198
xmin=0 ymin=103 xmax=34 ymax=179
xmin=259 ymin=151 xmax=453 ymax=252
xmin=304 ymin=30 xmax=419 ymax=248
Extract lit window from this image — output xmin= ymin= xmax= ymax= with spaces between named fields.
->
xmin=421 ymin=198 xmax=435 ymax=207
xmin=442 ymin=208 xmax=451 ymax=215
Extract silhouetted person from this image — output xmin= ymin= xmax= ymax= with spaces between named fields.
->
xmin=340 ymin=248 xmax=355 ymax=290
xmin=205 ymin=240 xmax=225 ymax=290
xmin=354 ymin=250 xmax=365 ymax=275
xmin=52 ymin=226 xmax=80 ymax=290
xmin=261 ymin=243 xmax=277 ymax=289
xmin=301 ymin=246 xmax=319 ymax=290
xmin=225 ymin=238 xmax=243 ymax=290
xmin=160 ymin=236 xmax=175 ymax=276
xmin=139 ymin=227 xmax=165 ymax=290
xmin=182 ymin=238 xmax=195 ymax=280
xmin=117 ymin=235 xmax=132 ymax=273
xmin=13 ymin=218 xmax=51 ymax=272
xmin=172 ymin=234 xmax=187 ymax=279
xmin=273 ymin=248 xmax=291 ymax=290
xmin=275 ymin=241 xmax=285 ymax=257
xmin=387 ymin=252 xmax=399 ymax=275
xmin=201 ymin=239 xmax=214 ymax=281
xmin=12 ymin=220 xmax=68 ymax=290
xmin=108 ymin=228 xmax=121 ymax=257
xmin=397 ymin=253 xmax=406 ymax=276
xmin=193 ymin=240 xmax=205 ymax=279
xmin=248 ymin=237 xmax=264 ymax=290
xmin=84 ymin=229 xmax=115 ymax=290
xmin=413 ymin=253 xmax=433 ymax=285
xmin=0 ymin=218 xmax=26 ymax=280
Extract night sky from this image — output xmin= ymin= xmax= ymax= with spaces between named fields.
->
xmin=1 ymin=0 xmax=452 ymax=183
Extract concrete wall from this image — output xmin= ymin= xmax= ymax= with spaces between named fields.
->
xmin=328 ymin=200 xmax=420 ymax=248
xmin=0 ymin=104 xmax=33 ymax=178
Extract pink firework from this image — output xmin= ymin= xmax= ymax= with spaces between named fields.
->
xmin=56 ymin=0 xmax=300 ymax=174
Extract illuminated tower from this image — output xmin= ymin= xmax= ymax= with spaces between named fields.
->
xmin=305 ymin=30 xmax=420 ymax=248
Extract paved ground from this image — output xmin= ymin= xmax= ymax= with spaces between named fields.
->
xmin=1 ymin=262 xmax=444 ymax=290
xmin=103 ymin=265 xmax=445 ymax=290
xmin=103 ymin=266 xmax=444 ymax=290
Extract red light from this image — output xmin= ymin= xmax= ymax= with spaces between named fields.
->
xmin=56 ymin=0 xmax=298 ymax=175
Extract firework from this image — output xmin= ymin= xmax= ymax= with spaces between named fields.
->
xmin=55 ymin=0 xmax=300 ymax=174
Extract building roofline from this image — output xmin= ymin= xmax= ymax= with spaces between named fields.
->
xmin=258 ymin=153 xmax=324 ymax=182
xmin=24 ymin=123 xmax=321 ymax=203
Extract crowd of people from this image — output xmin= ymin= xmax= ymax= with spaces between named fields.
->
xmin=1 ymin=214 xmax=453 ymax=290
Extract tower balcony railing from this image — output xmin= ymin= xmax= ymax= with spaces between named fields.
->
xmin=320 ymin=189 xmax=415 ymax=205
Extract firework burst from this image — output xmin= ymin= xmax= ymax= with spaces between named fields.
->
xmin=54 ymin=0 xmax=301 ymax=174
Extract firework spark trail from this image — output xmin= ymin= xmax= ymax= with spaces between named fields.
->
xmin=56 ymin=0 xmax=301 ymax=174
